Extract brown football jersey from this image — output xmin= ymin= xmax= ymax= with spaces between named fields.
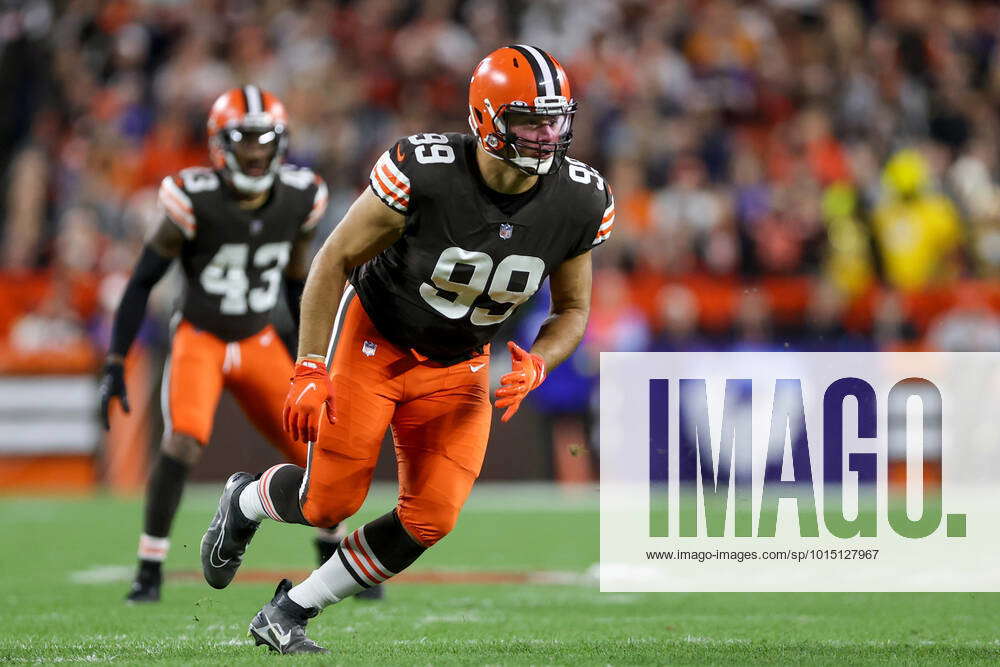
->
xmin=158 ymin=165 xmax=327 ymax=341
xmin=355 ymin=132 xmax=614 ymax=363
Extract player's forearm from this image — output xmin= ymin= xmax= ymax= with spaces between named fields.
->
xmin=296 ymin=245 xmax=348 ymax=362
xmin=530 ymin=305 xmax=589 ymax=372
xmin=108 ymin=246 xmax=172 ymax=360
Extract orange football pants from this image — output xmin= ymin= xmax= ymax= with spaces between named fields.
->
xmin=163 ymin=320 xmax=307 ymax=466
xmin=300 ymin=292 xmax=492 ymax=546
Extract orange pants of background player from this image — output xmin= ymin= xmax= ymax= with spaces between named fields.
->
xmin=300 ymin=291 xmax=492 ymax=547
xmin=163 ymin=319 xmax=307 ymax=466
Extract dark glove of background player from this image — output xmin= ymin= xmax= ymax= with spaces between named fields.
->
xmin=99 ymin=360 xmax=130 ymax=430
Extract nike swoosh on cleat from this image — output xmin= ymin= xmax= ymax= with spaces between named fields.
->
xmin=209 ymin=503 xmax=232 ymax=568
xmin=469 ymin=363 xmax=485 ymax=373
xmin=295 ymin=383 xmax=317 ymax=405
xmin=263 ymin=614 xmax=292 ymax=649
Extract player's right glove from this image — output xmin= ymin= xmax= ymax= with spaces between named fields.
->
xmin=98 ymin=359 xmax=130 ymax=430
xmin=282 ymin=357 xmax=336 ymax=443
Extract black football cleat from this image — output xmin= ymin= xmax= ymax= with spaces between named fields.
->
xmin=315 ymin=536 xmax=386 ymax=601
xmin=249 ymin=579 xmax=329 ymax=654
xmin=124 ymin=563 xmax=162 ymax=603
xmin=200 ymin=472 xmax=258 ymax=589
xmin=355 ymin=584 xmax=385 ymax=601
xmin=315 ymin=535 xmax=340 ymax=565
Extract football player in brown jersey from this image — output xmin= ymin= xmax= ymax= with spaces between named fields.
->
xmin=201 ymin=46 xmax=615 ymax=654
xmin=99 ymin=86 xmax=340 ymax=603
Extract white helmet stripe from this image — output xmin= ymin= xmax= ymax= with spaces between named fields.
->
xmin=243 ymin=85 xmax=263 ymax=114
xmin=516 ymin=44 xmax=555 ymax=97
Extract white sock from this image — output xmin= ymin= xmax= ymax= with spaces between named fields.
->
xmin=288 ymin=565 xmax=344 ymax=609
xmin=138 ymin=534 xmax=169 ymax=562
xmin=288 ymin=528 xmax=395 ymax=609
xmin=238 ymin=481 xmax=268 ymax=522
xmin=238 ymin=464 xmax=291 ymax=522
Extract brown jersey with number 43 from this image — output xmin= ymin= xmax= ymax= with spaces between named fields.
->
xmin=158 ymin=165 xmax=328 ymax=341
xmin=356 ymin=132 xmax=614 ymax=363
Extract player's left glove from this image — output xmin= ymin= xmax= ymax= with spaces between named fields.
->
xmin=494 ymin=341 xmax=546 ymax=423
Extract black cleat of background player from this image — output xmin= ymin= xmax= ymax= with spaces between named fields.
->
xmin=125 ymin=561 xmax=161 ymax=603
xmin=315 ymin=536 xmax=385 ymax=600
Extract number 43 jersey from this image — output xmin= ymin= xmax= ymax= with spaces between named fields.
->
xmin=356 ymin=132 xmax=615 ymax=363
xmin=157 ymin=165 xmax=328 ymax=341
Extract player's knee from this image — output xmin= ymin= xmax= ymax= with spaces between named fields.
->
xmin=302 ymin=492 xmax=366 ymax=530
xmin=396 ymin=502 xmax=460 ymax=547
xmin=162 ymin=433 xmax=203 ymax=466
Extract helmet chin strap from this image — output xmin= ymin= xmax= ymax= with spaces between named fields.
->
xmin=224 ymin=153 xmax=277 ymax=194
xmin=509 ymin=153 xmax=556 ymax=175
xmin=231 ymin=171 xmax=275 ymax=193
xmin=478 ymin=137 xmax=557 ymax=176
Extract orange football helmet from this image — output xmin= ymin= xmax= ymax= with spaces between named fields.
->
xmin=468 ymin=45 xmax=577 ymax=175
xmin=207 ymin=85 xmax=289 ymax=194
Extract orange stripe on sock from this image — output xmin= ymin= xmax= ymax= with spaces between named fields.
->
xmin=348 ymin=531 xmax=390 ymax=580
xmin=258 ymin=466 xmax=282 ymax=521
xmin=344 ymin=542 xmax=381 ymax=585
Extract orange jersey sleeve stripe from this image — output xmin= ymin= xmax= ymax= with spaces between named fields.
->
xmin=593 ymin=218 xmax=614 ymax=244
xmin=372 ymin=168 xmax=408 ymax=209
xmin=160 ymin=188 xmax=193 ymax=217
xmin=378 ymin=160 xmax=411 ymax=195
xmin=302 ymin=181 xmax=328 ymax=231
xmin=158 ymin=176 xmax=195 ymax=237
xmin=160 ymin=176 xmax=193 ymax=211
xmin=369 ymin=150 xmax=411 ymax=213
xmin=593 ymin=193 xmax=615 ymax=244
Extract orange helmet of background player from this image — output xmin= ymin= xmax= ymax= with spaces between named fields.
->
xmin=468 ymin=45 xmax=577 ymax=175
xmin=207 ymin=85 xmax=289 ymax=194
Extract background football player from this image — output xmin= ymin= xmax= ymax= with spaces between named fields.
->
xmin=99 ymin=86 xmax=331 ymax=603
xmin=200 ymin=45 xmax=614 ymax=654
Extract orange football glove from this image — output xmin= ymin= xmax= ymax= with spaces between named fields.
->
xmin=494 ymin=341 xmax=547 ymax=423
xmin=282 ymin=357 xmax=336 ymax=443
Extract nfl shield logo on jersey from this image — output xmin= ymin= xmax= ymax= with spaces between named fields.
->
xmin=250 ymin=219 xmax=263 ymax=235
xmin=499 ymin=223 xmax=513 ymax=240
xmin=362 ymin=340 xmax=377 ymax=357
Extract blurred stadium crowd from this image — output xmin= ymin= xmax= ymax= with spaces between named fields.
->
xmin=1 ymin=0 xmax=999 ymax=403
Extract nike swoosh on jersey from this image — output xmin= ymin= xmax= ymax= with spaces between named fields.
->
xmin=396 ymin=144 xmax=405 ymax=162
xmin=469 ymin=363 xmax=485 ymax=373
xmin=295 ymin=383 xmax=317 ymax=404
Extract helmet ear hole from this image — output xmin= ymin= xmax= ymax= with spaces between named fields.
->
xmin=474 ymin=107 xmax=484 ymax=124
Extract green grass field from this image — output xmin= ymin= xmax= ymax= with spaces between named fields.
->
xmin=2 ymin=483 xmax=999 ymax=665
